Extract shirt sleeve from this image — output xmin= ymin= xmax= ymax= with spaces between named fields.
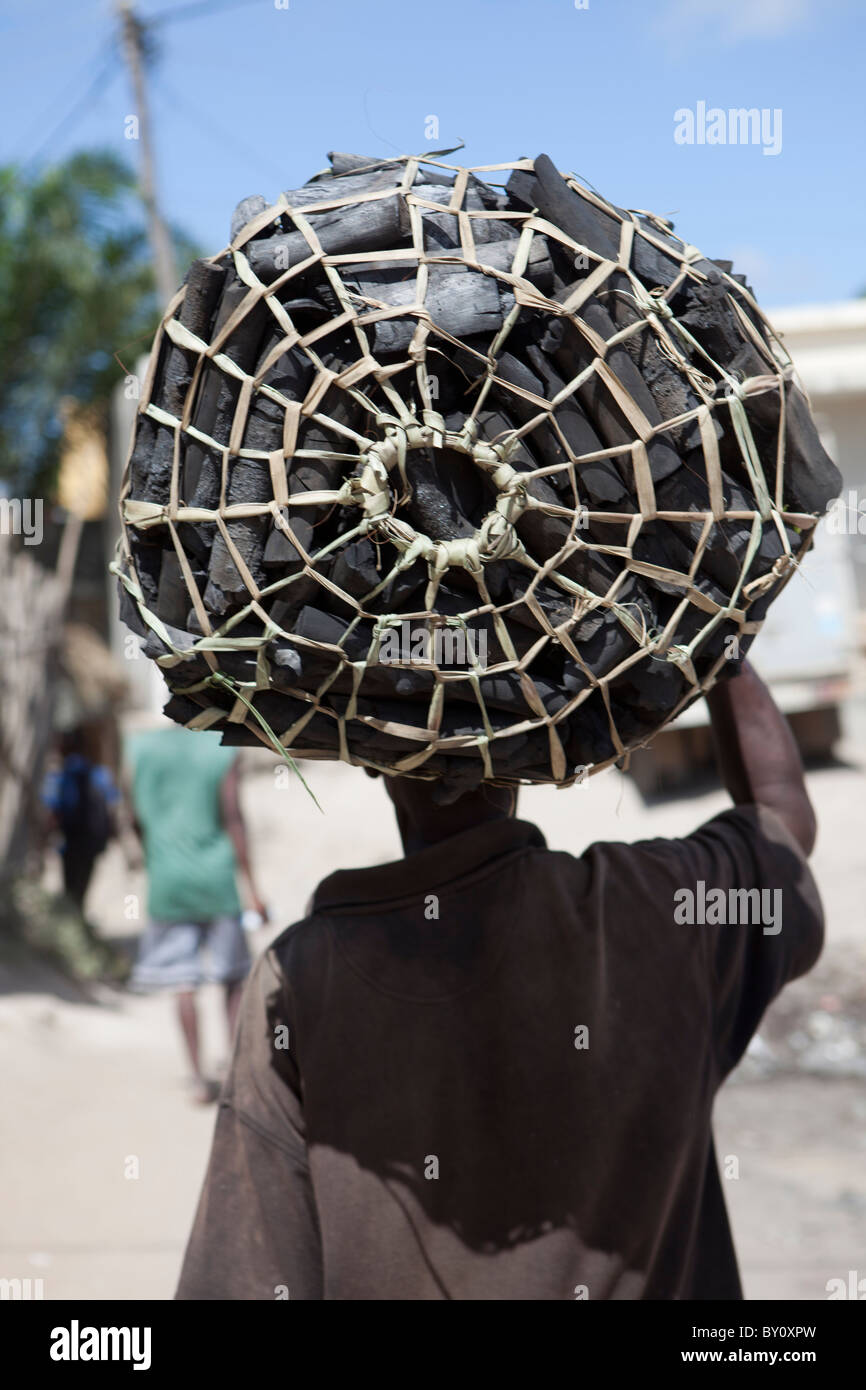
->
xmin=665 ymin=803 xmax=824 ymax=1079
xmin=92 ymin=765 xmax=121 ymax=805
xmin=175 ymin=945 xmax=323 ymax=1300
xmin=41 ymin=770 xmax=61 ymax=811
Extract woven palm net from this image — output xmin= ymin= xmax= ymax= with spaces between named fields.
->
xmin=115 ymin=150 xmax=840 ymax=798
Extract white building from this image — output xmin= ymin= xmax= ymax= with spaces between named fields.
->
xmin=771 ymin=298 xmax=866 ymax=608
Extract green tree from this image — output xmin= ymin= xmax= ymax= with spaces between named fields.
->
xmin=0 ymin=150 xmax=192 ymax=496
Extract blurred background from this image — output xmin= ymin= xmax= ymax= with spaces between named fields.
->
xmin=0 ymin=0 xmax=864 ymax=1302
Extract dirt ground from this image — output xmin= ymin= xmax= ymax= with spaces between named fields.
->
xmin=1 ymin=708 xmax=864 ymax=1302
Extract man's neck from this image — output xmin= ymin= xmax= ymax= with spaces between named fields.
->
xmin=388 ymin=781 xmax=517 ymax=856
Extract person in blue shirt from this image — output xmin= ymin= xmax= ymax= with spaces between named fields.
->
xmin=42 ymin=726 xmax=120 ymax=913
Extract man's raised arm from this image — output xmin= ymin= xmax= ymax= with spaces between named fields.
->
xmin=705 ymin=659 xmax=817 ymax=857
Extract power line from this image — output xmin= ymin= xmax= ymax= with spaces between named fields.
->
xmin=25 ymin=41 xmax=119 ymax=165
xmin=150 ymin=0 xmax=268 ymax=26
xmin=153 ymin=69 xmax=290 ymax=191
xmin=21 ymin=0 xmax=268 ymax=168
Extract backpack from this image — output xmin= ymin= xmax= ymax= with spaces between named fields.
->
xmin=59 ymin=764 xmax=113 ymax=853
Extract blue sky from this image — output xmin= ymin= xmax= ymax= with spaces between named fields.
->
xmin=2 ymin=0 xmax=864 ymax=307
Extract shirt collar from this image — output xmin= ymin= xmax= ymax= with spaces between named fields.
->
xmin=312 ymin=817 xmax=546 ymax=913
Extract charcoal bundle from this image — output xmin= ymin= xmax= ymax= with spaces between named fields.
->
xmin=116 ymin=151 xmax=841 ymax=793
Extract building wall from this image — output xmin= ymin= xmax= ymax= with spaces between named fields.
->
xmin=771 ymin=301 xmax=866 ymax=609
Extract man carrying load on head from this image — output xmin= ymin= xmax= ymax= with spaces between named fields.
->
xmin=175 ymin=659 xmax=821 ymax=1299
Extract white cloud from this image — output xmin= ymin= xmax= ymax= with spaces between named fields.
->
xmin=655 ymin=0 xmax=813 ymax=46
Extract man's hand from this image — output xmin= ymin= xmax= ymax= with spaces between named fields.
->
xmin=705 ymin=659 xmax=817 ymax=856
xmin=247 ymin=893 xmax=269 ymax=925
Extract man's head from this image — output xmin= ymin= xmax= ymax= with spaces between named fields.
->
xmin=376 ymin=772 xmax=517 ymax=855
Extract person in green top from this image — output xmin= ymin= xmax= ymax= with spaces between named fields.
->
xmin=126 ymin=724 xmax=268 ymax=1103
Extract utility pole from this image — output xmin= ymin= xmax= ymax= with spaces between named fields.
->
xmin=116 ymin=0 xmax=178 ymax=307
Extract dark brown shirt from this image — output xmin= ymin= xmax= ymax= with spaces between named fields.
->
xmin=176 ymin=804 xmax=822 ymax=1301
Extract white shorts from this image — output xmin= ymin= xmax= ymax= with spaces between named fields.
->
xmin=130 ymin=915 xmax=251 ymax=991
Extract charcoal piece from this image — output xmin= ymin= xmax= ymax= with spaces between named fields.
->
xmin=589 ymin=268 xmax=713 ymax=455
xmin=507 ymin=163 xmax=620 ymax=260
xmin=406 ymin=447 xmax=485 ymax=540
xmin=346 ymin=662 xmax=435 ymax=701
xmin=284 ymin=644 xmax=343 ymax=688
xmin=245 ymin=338 xmax=315 ymax=451
xmin=203 ymin=335 xmax=315 ymax=611
xmin=560 ymin=580 xmax=655 ymax=689
xmin=263 ymin=512 xmax=314 ymax=569
xmin=216 ymin=648 xmax=260 ymax=684
xmin=608 ymin=649 xmax=687 ymax=717
xmin=130 ymin=542 xmax=162 ymax=611
xmin=630 ymin=516 xmax=700 ymax=596
xmin=211 ymin=724 xmax=262 ymax=748
xmin=141 ymin=622 xmax=211 ymax=684
xmin=131 ymin=261 xmax=227 ymax=507
xmin=247 ymin=195 xmax=409 ymax=284
xmin=186 ymin=443 xmax=221 ymax=513
xmin=551 ymin=300 xmax=682 ymax=484
xmin=128 ymin=415 xmax=157 ymax=499
xmin=289 ymin=385 xmax=364 ymax=509
xmin=655 ymin=465 xmax=795 ymax=595
xmin=292 ymin=425 xmax=353 ymax=498
xmin=675 ymin=276 xmax=763 ymax=370
xmin=472 ymin=406 xmax=538 ymax=471
xmin=561 ymin=693 xmax=618 ymax=767
xmin=163 ymin=692 xmax=210 ymax=726
xmin=377 ymin=558 xmax=429 ymax=612
xmin=326 ymin=151 xmax=453 ymax=188
xmin=156 ymin=260 xmax=226 ymax=419
xmin=415 ymin=183 xmax=516 ymax=250
xmin=292 ymin=605 xmax=371 ymax=661
xmin=348 ymin=242 xmax=553 ymax=357
xmin=326 ymin=151 xmax=397 ymax=177
xmin=231 ymin=195 xmax=269 ymax=241
xmin=330 ymin=538 xmax=382 ymax=599
xmin=434 ymin=585 xmax=554 ymax=666
xmin=243 ymin=692 xmax=335 ymax=746
xmin=721 ymin=353 xmax=841 ymax=514
xmin=289 ymin=168 xmax=411 ymax=203
xmin=480 ymin=354 xmax=624 ymax=509
xmin=505 ymin=572 xmax=592 ymax=633
xmin=268 ymin=576 xmax=323 ymax=628
xmin=522 ymin=346 xmax=630 ymax=504
xmin=204 ymin=284 xmax=272 ymax=443
xmin=466 ymin=235 xmax=553 ymax=287
xmin=280 ymin=296 xmax=334 ymax=326
xmin=184 ymin=278 xmax=270 ymax=503
xmin=483 ymin=352 xmax=582 ymax=474
xmin=344 ymin=725 xmax=428 ymax=758
xmin=156 ymin=550 xmax=199 ymax=630
xmin=347 ymin=263 xmax=505 ymax=355
xmin=516 ymin=155 xmax=689 ymax=293
xmin=440 ymin=669 xmax=572 ymax=721
xmin=516 ymin=477 xmax=621 ymax=599
xmin=176 ymin=518 xmax=216 ymax=567
xmin=203 ymin=456 xmax=272 ymax=614
xmin=127 ymin=415 xmax=175 ymax=509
